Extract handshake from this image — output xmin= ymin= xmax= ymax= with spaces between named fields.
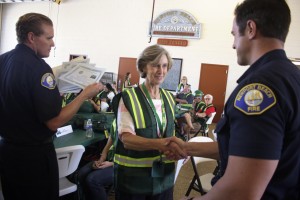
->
xmin=161 ymin=136 xmax=188 ymax=160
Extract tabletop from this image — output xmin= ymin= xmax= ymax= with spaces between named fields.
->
xmin=54 ymin=129 xmax=106 ymax=149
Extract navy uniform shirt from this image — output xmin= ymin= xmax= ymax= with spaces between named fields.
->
xmin=0 ymin=44 xmax=62 ymax=144
xmin=215 ymin=50 xmax=300 ymax=199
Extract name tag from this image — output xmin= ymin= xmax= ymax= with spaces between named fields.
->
xmin=56 ymin=125 xmax=73 ymax=137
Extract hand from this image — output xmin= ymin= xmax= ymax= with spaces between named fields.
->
xmin=92 ymin=160 xmax=113 ymax=169
xmin=162 ymin=136 xmax=187 ymax=160
xmin=81 ymin=83 xmax=102 ymax=99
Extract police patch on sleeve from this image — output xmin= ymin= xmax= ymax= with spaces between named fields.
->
xmin=41 ymin=73 xmax=56 ymax=89
xmin=234 ymin=83 xmax=276 ymax=115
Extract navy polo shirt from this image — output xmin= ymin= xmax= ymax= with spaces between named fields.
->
xmin=215 ymin=50 xmax=300 ymax=199
xmin=176 ymin=92 xmax=194 ymax=104
xmin=0 ymin=44 xmax=62 ymax=144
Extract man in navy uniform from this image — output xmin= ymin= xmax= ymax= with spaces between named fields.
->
xmin=0 ymin=13 xmax=101 ymax=200
xmin=169 ymin=0 xmax=300 ymax=199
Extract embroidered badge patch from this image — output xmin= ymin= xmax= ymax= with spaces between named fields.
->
xmin=234 ymin=83 xmax=276 ymax=115
xmin=41 ymin=73 xmax=56 ymax=89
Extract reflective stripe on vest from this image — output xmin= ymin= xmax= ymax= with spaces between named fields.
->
xmin=96 ymin=90 xmax=104 ymax=98
xmin=125 ymin=88 xmax=146 ymax=128
xmin=161 ymin=89 xmax=175 ymax=117
xmin=114 ymin=154 xmax=174 ymax=167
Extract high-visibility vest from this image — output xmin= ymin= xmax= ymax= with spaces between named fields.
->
xmin=107 ymin=119 xmax=116 ymax=162
xmin=62 ymin=93 xmax=77 ymax=107
xmin=96 ymin=90 xmax=105 ymax=98
xmin=195 ymin=101 xmax=206 ymax=113
xmin=122 ymin=79 xmax=131 ymax=91
xmin=195 ymin=103 xmax=215 ymax=126
xmin=176 ymin=83 xmax=184 ymax=93
xmin=114 ymin=86 xmax=176 ymax=195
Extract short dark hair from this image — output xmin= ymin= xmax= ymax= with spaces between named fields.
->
xmin=234 ymin=0 xmax=291 ymax=42
xmin=105 ymin=83 xmax=113 ymax=91
xmin=16 ymin=13 xmax=53 ymax=44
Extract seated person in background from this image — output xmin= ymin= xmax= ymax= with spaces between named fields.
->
xmin=192 ymin=90 xmax=206 ymax=114
xmin=77 ymin=121 xmax=116 ymax=200
xmin=188 ymin=94 xmax=216 ymax=135
xmin=122 ymin=72 xmax=134 ymax=91
xmin=105 ymin=83 xmax=116 ymax=103
xmin=96 ymin=81 xmax=107 ymax=99
xmin=61 ymin=90 xmax=82 ymax=107
xmin=100 ymin=97 xmax=110 ymax=112
xmin=111 ymin=81 xmax=118 ymax=94
xmin=105 ymin=83 xmax=116 ymax=112
xmin=198 ymin=94 xmax=215 ymax=118
xmin=175 ymin=84 xmax=193 ymax=104
xmin=86 ymin=82 xmax=107 ymax=113
xmin=88 ymin=96 xmax=109 ymax=113
xmin=176 ymin=75 xmax=189 ymax=94
xmin=176 ymin=90 xmax=204 ymax=136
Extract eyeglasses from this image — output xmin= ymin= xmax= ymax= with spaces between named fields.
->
xmin=204 ymin=98 xmax=211 ymax=100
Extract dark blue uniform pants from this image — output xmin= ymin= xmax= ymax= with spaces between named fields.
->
xmin=0 ymin=140 xmax=59 ymax=200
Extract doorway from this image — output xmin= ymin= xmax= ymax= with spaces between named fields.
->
xmin=198 ymin=63 xmax=228 ymax=123
xmin=117 ymin=57 xmax=140 ymax=92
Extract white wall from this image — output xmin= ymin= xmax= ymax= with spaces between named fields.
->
xmin=1 ymin=0 xmax=299 ymax=101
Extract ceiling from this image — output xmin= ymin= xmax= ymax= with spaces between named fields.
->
xmin=0 ymin=0 xmax=52 ymax=3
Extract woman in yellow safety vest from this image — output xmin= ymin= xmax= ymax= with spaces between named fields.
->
xmin=114 ymin=44 xmax=186 ymax=199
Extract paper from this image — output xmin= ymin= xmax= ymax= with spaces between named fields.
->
xmin=56 ymin=125 xmax=73 ymax=137
xmin=59 ymin=64 xmax=106 ymax=89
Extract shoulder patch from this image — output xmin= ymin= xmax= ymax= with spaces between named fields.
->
xmin=41 ymin=73 xmax=56 ymax=89
xmin=234 ymin=83 xmax=276 ymax=115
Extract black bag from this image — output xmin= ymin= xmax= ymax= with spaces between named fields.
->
xmin=92 ymin=120 xmax=107 ymax=132
xmin=92 ymin=114 xmax=108 ymax=132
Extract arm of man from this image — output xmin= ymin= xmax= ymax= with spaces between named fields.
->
xmin=195 ymin=156 xmax=278 ymax=200
xmin=45 ymin=83 xmax=101 ymax=131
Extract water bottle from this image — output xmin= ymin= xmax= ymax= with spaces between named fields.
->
xmin=85 ymin=119 xmax=94 ymax=138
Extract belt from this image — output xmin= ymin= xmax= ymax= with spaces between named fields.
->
xmin=1 ymin=137 xmax=53 ymax=146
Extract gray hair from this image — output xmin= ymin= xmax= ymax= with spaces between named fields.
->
xmin=137 ymin=45 xmax=173 ymax=78
xmin=204 ymin=94 xmax=213 ymax=101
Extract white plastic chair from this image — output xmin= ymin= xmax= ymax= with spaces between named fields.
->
xmin=56 ymin=145 xmax=85 ymax=199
